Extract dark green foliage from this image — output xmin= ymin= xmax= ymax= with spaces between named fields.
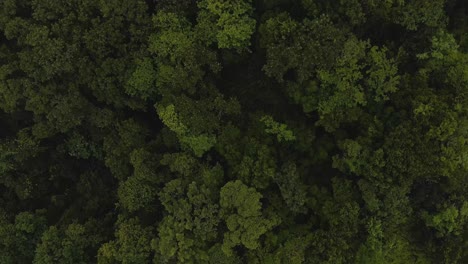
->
xmin=220 ymin=180 xmax=280 ymax=255
xmin=33 ymin=223 xmax=96 ymax=264
xmin=0 ymin=0 xmax=467 ymax=263
xmin=0 ymin=210 xmax=47 ymax=263
xmin=98 ymin=218 xmax=153 ymax=264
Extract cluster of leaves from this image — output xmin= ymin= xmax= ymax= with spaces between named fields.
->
xmin=0 ymin=0 xmax=467 ymax=263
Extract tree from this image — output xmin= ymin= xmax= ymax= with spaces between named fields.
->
xmin=34 ymin=224 xmax=92 ymax=264
xmin=98 ymin=218 xmax=153 ymax=264
xmin=0 ymin=0 xmax=467 ymax=263
xmin=220 ymin=180 xmax=280 ymax=255
xmin=197 ymin=0 xmax=256 ymax=50
xmin=0 ymin=211 xmax=47 ymax=264
xmin=155 ymin=179 xmax=220 ymax=263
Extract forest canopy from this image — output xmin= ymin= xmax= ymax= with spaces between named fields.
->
xmin=0 ymin=0 xmax=468 ymax=263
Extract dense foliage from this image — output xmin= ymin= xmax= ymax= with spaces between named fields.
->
xmin=1 ymin=0 xmax=467 ymax=263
